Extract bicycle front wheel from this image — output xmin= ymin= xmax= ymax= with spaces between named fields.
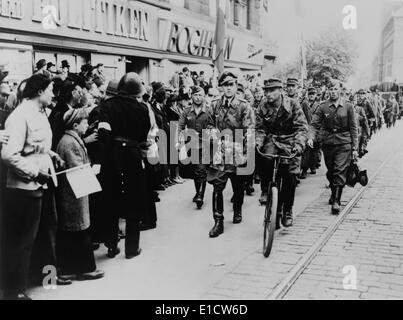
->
xmin=263 ymin=186 xmax=278 ymax=258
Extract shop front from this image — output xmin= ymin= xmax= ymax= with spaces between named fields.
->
xmin=157 ymin=8 xmax=266 ymax=84
xmin=0 ymin=0 xmax=165 ymax=83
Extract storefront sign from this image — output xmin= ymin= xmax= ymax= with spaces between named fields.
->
xmin=160 ymin=20 xmax=234 ymax=60
xmin=0 ymin=0 xmax=160 ymax=51
xmin=31 ymin=0 xmax=150 ymax=41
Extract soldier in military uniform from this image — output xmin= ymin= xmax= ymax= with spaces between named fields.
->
xmin=353 ymin=91 xmax=370 ymax=158
xmin=256 ymin=78 xmax=308 ymax=228
xmin=97 ymin=73 xmax=151 ymax=259
xmin=178 ymin=86 xmax=211 ymax=209
xmin=207 ymin=72 xmax=255 ymax=238
xmin=308 ymin=80 xmax=359 ymax=215
xmin=286 ymin=78 xmax=300 ymax=100
xmin=357 ymin=89 xmax=376 ymax=139
xmin=300 ymin=87 xmax=321 ymax=179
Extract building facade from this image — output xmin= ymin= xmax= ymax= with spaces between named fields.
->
xmin=0 ymin=0 xmax=269 ymax=85
xmin=373 ymin=3 xmax=403 ymax=85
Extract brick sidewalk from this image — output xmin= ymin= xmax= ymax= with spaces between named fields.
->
xmin=203 ymin=123 xmax=403 ymax=300
xmin=285 ymin=139 xmax=403 ymax=300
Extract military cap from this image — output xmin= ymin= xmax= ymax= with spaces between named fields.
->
xmin=191 ymin=86 xmax=204 ymax=95
xmin=307 ymin=87 xmax=317 ymax=94
xmin=357 ymin=89 xmax=366 ymax=95
xmin=370 ymin=86 xmax=376 ymax=93
xmin=327 ymin=79 xmax=341 ymax=88
xmin=237 ymin=83 xmax=245 ymax=94
xmin=218 ymin=71 xmax=237 ymax=86
xmin=286 ymin=77 xmax=299 ymax=86
xmin=263 ymin=78 xmax=283 ymax=89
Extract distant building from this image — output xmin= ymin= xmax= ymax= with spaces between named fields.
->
xmin=373 ymin=2 xmax=403 ymax=84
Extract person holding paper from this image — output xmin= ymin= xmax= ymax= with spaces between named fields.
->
xmin=1 ymin=74 xmax=62 ymax=300
xmin=55 ymin=108 xmax=104 ymax=281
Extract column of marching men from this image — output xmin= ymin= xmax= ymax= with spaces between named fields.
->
xmin=0 ymin=60 xmax=401 ymax=300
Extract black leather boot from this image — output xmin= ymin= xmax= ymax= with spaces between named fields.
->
xmin=282 ymin=209 xmax=293 ymax=228
xmin=281 ymin=175 xmax=297 ymax=228
xmin=233 ymin=205 xmax=242 ymax=224
xmin=259 ymin=191 xmax=268 ymax=205
xmin=332 ymin=187 xmax=343 ymax=215
xmin=209 ymin=192 xmax=224 ymax=238
xmin=195 ymin=181 xmax=206 ymax=209
xmin=329 ymin=186 xmax=336 ymax=205
xmin=193 ymin=180 xmax=201 ymax=203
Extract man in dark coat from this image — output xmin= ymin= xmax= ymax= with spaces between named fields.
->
xmin=308 ymin=80 xmax=358 ymax=215
xmin=300 ymin=87 xmax=320 ymax=179
xmin=353 ymin=93 xmax=370 ymax=158
xmin=97 ymin=72 xmax=151 ymax=259
xmin=256 ymin=78 xmax=308 ymax=228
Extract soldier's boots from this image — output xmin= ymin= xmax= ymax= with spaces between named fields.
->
xmin=195 ymin=181 xmax=206 ymax=209
xmin=193 ymin=181 xmax=200 ymax=203
xmin=259 ymin=191 xmax=268 ymax=205
xmin=245 ymin=183 xmax=255 ymax=196
xmin=233 ymin=204 xmax=242 ymax=224
xmin=282 ymin=209 xmax=293 ymax=228
xmin=329 ymin=186 xmax=336 ymax=205
xmin=300 ymin=170 xmax=308 ymax=179
xmin=209 ymin=192 xmax=224 ymax=238
xmin=331 ymin=187 xmax=343 ymax=215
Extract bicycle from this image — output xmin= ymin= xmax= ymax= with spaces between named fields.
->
xmin=256 ymin=148 xmax=298 ymax=258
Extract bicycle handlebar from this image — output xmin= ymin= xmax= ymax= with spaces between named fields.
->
xmin=256 ymin=148 xmax=299 ymax=160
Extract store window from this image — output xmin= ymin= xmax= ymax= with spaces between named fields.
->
xmin=0 ymin=44 xmax=33 ymax=84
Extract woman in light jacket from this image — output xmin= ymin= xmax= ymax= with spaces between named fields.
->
xmin=1 ymin=74 xmax=61 ymax=300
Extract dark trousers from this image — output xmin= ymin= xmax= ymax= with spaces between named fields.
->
xmin=30 ymin=188 xmax=58 ymax=283
xmin=1 ymin=189 xmax=43 ymax=295
xmin=212 ymin=172 xmax=246 ymax=216
xmin=322 ymin=144 xmax=352 ymax=187
xmin=57 ymin=229 xmax=96 ymax=275
xmin=142 ymin=162 xmax=157 ymax=226
xmin=193 ymin=163 xmax=207 ymax=184
xmin=104 ymin=192 xmax=140 ymax=256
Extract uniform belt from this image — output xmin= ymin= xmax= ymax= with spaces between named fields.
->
xmin=324 ymin=128 xmax=349 ymax=134
xmin=113 ymin=136 xmax=140 ymax=148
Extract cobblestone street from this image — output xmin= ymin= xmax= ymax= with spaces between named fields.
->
xmin=28 ymin=122 xmax=403 ymax=300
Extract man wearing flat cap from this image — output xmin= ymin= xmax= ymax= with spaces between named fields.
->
xmin=256 ymin=78 xmax=308 ymax=228
xmin=308 ymin=79 xmax=358 ymax=215
xmin=206 ymin=71 xmax=255 ymax=238
xmin=300 ymin=87 xmax=321 ymax=179
xmin=178 ymin=86 xmax=211 ymax=209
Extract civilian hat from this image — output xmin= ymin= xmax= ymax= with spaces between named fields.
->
xmin=36 ymin=59 xmax=47 ymax=70
xmin=61 ymin=60 xmax=70 ymax=69
xmin=106 ymin=80 xmax=119 ymax=96
xmin=63 ymin=108 xmax=88 ymax=128
xmin=47 ymin=62 xmax=56 ymax=69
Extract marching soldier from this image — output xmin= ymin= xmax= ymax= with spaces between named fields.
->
xmin=97 ymin=73 xmax=151 ymax=259
xmin=178 ymin=86 xmax=211 ymax=209
xmin=354 ymin=91 xmax=370 ymax=158
xmin=357 ymin=89 xmax=376 ymax=139
xmin=256 ymin=78 xmax=308 ymax=228
xmin=300 ymin=87 xmax=321 ymax=179
xmin=286 ymin=78 xmax=300 ymax=100
xmin=207 ymin=72 xmax=255 ymax=238
xmin=308 ymin=80 xmax=358 ymax=215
